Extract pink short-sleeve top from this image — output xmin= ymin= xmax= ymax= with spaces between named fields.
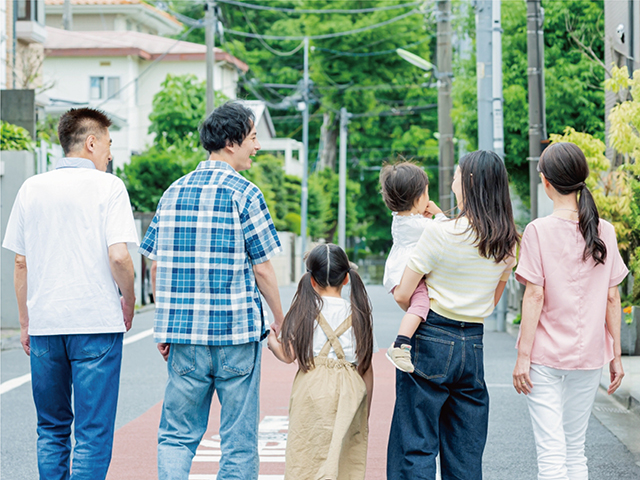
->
xmin=515 ymin=216 xmax=628 ymax=370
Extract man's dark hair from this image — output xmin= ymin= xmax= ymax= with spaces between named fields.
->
xmin=379 ymin=161 xmax=429 ymax=212
xmin=57 ymin=108 xmax=112 ymax=155
xmin=199 ymin=101 xmax=255 ymax=153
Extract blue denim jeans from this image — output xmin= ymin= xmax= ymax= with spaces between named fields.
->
xmin=29 ymin=333 xmax=123 ymax=480
xmin=387 ymin=310 xmax=489 ymax=480
xmin=157 ymin=341 xmax=262 ymax=480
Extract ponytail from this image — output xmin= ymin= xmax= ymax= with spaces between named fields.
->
xmin=578 ymin=185 xmax=607 ymax=265
xmin=281 ymin=272 xmax=322 ymax=373
xmin=348 ymin=268 xmax=374 ymax=376
xmin=539 ymin=142 xmax=607 ymax=266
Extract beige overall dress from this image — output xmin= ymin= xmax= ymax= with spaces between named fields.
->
xmin=285 ymin=313 xmax=369 ymax=480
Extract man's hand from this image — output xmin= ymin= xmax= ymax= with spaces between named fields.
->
xmin=121 ymin=297 xmax=135 ymax=331
xmin=20 ymin=324 xmax=30 ymax=356
xmin=158 ymin=343 xmax=170 ymax=361
xmin=608 ymin=357 xmax=625 ymax=395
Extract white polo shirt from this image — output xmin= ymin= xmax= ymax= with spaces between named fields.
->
xmin=2 ymin=158 xmax=139 ymax=335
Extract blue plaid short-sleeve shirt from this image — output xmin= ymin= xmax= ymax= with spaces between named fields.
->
xmin=139 ymin=161 xmax=282 ymax=346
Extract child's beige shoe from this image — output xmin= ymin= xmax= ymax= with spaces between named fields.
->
xmin=386 ymin=344 xmax=414 ymax=373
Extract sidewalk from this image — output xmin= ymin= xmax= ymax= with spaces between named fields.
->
xmin=600 ymin=356 xmax=640 ymax=416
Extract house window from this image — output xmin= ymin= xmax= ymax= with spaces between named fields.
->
xmin=90 ymin=76 xmax=121 ymax=100
xmin=90 ymin=76 xmax=104 ymax=100
xmin=107 ymin=77 xmax=120 ymax=99
xmin=17 ymin=0 xmax=39 ymax=22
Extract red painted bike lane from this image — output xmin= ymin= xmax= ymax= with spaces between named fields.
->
xmin=107 ymin=349 xmax=395 ymax=479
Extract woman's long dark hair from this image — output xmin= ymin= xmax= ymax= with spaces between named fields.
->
xmin=538 ymin=142 xmax=606 ymax=265
xmin=457 ymin=150 xmax=519 ymax=263
xmin=281 ymin=244 xmax=374 ymax=376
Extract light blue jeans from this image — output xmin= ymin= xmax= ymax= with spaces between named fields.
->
xmin=30 ymin=333 xmax=123 ymax=480
xmin=157 ymin=341 xmax=262 ymax=480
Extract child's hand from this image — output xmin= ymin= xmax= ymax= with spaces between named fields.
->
xmin=267 ymin=330 xmax=280 ymax=353
xmin=424 ymin=201 xmax=443 ymax=218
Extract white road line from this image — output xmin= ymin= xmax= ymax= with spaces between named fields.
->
xmin=123 ymin=328 xmax=154 ymax=345
xmin=0 ymin=328 xmax=154 ymax=395
xmin=0 ymin=373 xmax=31 ymax=395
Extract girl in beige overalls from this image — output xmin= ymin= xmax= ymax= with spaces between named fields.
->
xmin=268 ymin=244 xmax=375 ymax=480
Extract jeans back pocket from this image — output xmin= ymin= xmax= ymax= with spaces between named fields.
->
xmin=170 ymin=344 xmax=197 ymax=376
xmin=30 ymin=336 xmax=49 ymax=358
xmin=414 ymin=334 xmax=454 ymax=380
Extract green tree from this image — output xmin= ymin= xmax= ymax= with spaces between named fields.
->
xmin=549 ymin=66 xmax=640 ymax=303
xmin=452 ymin=0 xmax=606 ymax=206
xmin=148 ymin=74 xmax=226 ymax=146
xmin=168 ymin=0 xmax=441 ymax=252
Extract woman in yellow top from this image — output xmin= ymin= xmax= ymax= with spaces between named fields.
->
xmin=388 ymin=150 xmax=519 ymax=480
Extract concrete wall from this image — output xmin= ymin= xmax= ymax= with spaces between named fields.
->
xmin=46 ymin=13 xmax=118 ymax=31
xmin=1 ymin=89 xmax=36 ymax=138
xmin=1 ymin=151 xmax=35 ymax=328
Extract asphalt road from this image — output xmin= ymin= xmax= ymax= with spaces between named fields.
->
xmin=2 ymin=285 xmax=639 ymax=479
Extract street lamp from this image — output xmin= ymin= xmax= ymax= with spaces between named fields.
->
xmin=396 ymin=48 xmax=440 ymax=77
xmin=396 ymin=47 xmax=454 ymax=212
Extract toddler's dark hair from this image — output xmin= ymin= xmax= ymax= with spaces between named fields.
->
xmin=379 ymin=162 xmax=429 ymax=212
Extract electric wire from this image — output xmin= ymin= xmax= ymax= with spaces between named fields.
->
xmin=240 ymin=6 xmax=305 ymax=56
xmin=216 ymin=0 xmax=422 ymax=15
xmin=96 ymin=24 xmax=198 ymax=107
xmin=313 ymin=36 xmax=429 ymax=57
xmin=225 ymin=9 xmax=421 ymax=41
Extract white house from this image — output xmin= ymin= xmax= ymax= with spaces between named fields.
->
xmin=43 ymin=25 xmax=248 ymax=170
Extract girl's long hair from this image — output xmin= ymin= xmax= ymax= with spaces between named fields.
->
xmin=457 ymin=150 xmax=519 ymax=263
xmin=281 ymin=244 xmax=374 ymax=376
xmin=538 ymin=142 xmax=606 ymax=265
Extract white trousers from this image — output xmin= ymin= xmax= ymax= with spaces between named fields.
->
xmin=526 ymin=364 xmax=601 ymax=480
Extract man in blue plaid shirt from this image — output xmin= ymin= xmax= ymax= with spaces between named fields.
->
xmin=139 ymin=102 xmax=285 ymax=480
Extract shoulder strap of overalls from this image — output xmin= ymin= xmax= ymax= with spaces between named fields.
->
xmin=317 ymin=312 xmax=352 ymax=360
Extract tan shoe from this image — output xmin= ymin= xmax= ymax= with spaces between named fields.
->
xmin=386 ymin=344 xmax=414 ymax=373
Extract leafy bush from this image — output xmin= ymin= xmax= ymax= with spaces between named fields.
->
xmin=1 ymin=121 xmax=34 ymax=151
xmin=550 ymin=66 xmax=640 ymax=304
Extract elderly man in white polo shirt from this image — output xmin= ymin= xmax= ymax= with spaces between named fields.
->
xmin=2 ymin=108 xmax=138 ymax=480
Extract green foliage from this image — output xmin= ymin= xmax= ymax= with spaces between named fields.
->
xmin=550 ymin=66 xmax=640 ymax=304
xmin=117 ymin=138 xmax=205 ymax=212
xmin=1 ymin=121 xmax=34 ymax=151
xmin=168 ymin=0 xmax=440 ymax=252
xmin=148 ymin=74 xmax=227 ymax=147
xmin=453 ymin=0 xmax=606 ymax=206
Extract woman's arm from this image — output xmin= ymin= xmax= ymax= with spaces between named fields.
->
xmin=494 ymin=280 xmax=507 ymax=306
xmin=605 ymin=286 xmax=624 ymax=395
xmin=393 ymin=267 xmax=423 ymax=311
xmin=512 ymin=282 xmax=544 ymax=395
xmin=267 ymin=331 xmax=296 ymax=364
xmin=361 ymin=365 xmax=374 ymax=419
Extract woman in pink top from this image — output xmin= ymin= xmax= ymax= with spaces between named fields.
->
xmin=513 ymin=142 xmax=628 ymax=480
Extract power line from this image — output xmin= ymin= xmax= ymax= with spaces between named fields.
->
xmin=216 ymin=0 xmax=422 ymax=15
xmin=239 ymin=6 xmax=305 ymax=56
xmin=96 ymin=24 xmax=198 ymax=107
xmin=226 ymin=9 xmax=421 ymax=41
xmin=313 ymin=36 xmax=429 ymax=57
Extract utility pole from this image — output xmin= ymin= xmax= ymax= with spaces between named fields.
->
xmin=437 ymin=0 xmax=454 ymax=213
xmin=63 ymin=0 xmax=73 ymax=30
xmin=475 ymin=0 xmax=492 ymax=153
xmin=338 ymin=107 xmax=350 ymax=250
xmin=205 ymin=1 xmax=217 ymax=115
xmin=476 ymin=0 xmax=506 ymax=332
xmin=526 ymin=0 xmax=546 ymax=220
xmin=300 ymin=37 xmax=310 ymax=275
